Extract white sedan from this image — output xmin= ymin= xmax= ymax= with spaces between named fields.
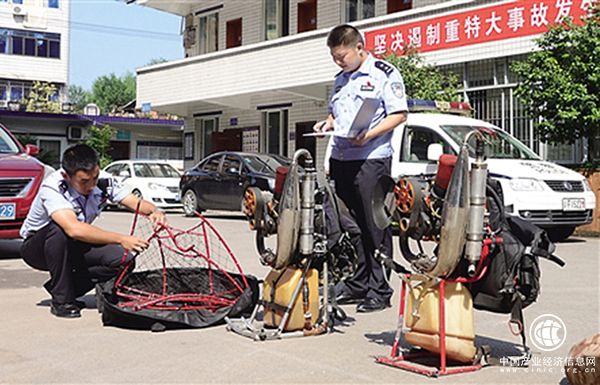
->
xmin=103 ymin=160 xmax=182 ymax=209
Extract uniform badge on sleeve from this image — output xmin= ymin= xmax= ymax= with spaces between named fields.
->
xmin=390 ymin=82 xmax=404 ymax=98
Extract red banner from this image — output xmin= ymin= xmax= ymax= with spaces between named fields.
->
xmin=364 ymin=0 xmax=596 ymax=55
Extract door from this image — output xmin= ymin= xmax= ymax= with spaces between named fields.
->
xmin=400 ymin=125 xmax=454 ymax=176
xmin=226 ymin=18 xmax=242 ymax=48
xmin=297 ymin=0 xmax=317 ymax=33
xmin=211 ymin=128 xmax=242 ymax=152
xmin=195 ymin=154 xmax=223 ymax=209
xmin=294 ymin=121 xmax=316 ymax=160
xmin=216 ymin=154 xmax=245 ymax=210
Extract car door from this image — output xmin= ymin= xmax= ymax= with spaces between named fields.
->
xmin=217 ymin=154 xmax=245 ymax=210
xmin=399 ymin=125 xmax=455 ymax=177
xmin=193 ymin=154 xmax=223 ymax=209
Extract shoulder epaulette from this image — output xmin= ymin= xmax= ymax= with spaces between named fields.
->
xmin=375 ymin=61 xmax=393 ymax=76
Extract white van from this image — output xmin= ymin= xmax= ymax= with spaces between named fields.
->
xmin=390 ymin=106 xmax=595 ymax=241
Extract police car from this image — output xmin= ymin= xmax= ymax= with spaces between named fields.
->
xmin=390 ymin=100 xmax=595 ymax=241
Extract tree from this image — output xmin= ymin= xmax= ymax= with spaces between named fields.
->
xmin=67 ymin=85 xmax=91 ymax=114
xmin=512 ymin=5 xmax=600 ymax=162
xmin=24 ymin=81 xmax=61 ymax=113
xmin=90 ymin=72 xmax=136 ymax=114
xmin=146 ymin=57 xmax=168 ymax=66
xmin=383 ymin=47 xmax=462 ymax=102
xmin=84 ymin=124 xmax=116 ymax=168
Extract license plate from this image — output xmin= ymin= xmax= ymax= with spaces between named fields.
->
xmin=562 ymin=198 xmax=585 ymax=211
xmin=0 ymin=203 xmax=16 ymax=220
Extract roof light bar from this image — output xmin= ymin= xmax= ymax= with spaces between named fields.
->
xmin=407 ymin=99 xmax=472 ymax=115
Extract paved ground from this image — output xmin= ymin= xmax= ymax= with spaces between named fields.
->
xmin=1 ymin=210 xmax=598 ymax=384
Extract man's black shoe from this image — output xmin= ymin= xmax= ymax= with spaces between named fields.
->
xmin=335 ymin=292 xmax=364 ymax=305
xmin=50 ymin=302 xmax=81 ymax=318
xmin=74 ymin=299 xmax=86 ymax=309
xmin=356 ymin=298 xmax=391 ymax=313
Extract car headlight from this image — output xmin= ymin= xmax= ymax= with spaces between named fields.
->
xmin=268 ymin=178 xmax=275 ymax=191
xmin=583 ymin=179 xmax=592 ymax=192
xmin=148 ymin=182 xmax=169 ymax=191
xmin=509 ymin=178 xmax=544 ymax=191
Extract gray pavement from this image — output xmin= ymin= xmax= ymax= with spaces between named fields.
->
xmin=0 ymin=210 xmax=598 ymax=384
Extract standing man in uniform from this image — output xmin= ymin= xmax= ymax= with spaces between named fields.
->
xmin=20 ymin=144 xmax=166 ymax=318
xmin=314 ymin=24 xmax=408 ymax=312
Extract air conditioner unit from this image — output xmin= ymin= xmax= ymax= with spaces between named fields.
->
xmin=12 ymin=5 xmax=27 ymax=16
xmin=0 ymin=100 xmax=7 ymax=109
xmin=67 ymin=126 xmax=84 ymax=141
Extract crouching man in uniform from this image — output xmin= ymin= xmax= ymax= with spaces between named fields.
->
xmin=20 ymin=144 xmax=166 ymax=318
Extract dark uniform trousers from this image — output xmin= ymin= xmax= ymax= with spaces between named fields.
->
xmin=330 ymin=157 xmax=393 ymax=302
xmin=21 ymin=221 xmax=132 ymax=304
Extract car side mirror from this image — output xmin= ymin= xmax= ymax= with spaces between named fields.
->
xmin=25 ymin=144 xmax=39 ymax=156
xmin=427 ymin=143 xmax=444 ymax=162
xmin=119 ymin=170 xmax=130 ymax=179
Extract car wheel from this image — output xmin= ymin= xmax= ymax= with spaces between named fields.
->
xmin=546 ymin=226 xmax=576 ymax=242
xmin=182 ymin=189 xmax=202 ymax=217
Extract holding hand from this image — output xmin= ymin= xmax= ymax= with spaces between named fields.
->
xmin=120 ymin=235 xmax=149 ymax=253
xmin=351 ymin=129 xmax=372 ymax=146
xmin=149 ymin=209 xmax=167 ymax=226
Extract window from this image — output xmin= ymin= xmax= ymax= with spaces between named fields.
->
xmin=48 ymin=0 xmax=59 ymax=8
xmin=226 ymin=18 xmax=242 ymax=48
xmin=0 ymin=31 xmax=8 ymax=54
xmin=264 ymin=0 xmax=289 ymax=40
xmin=184 ymin=132 xmax=195 ymax=160
xmin=262 ymin=110 xmax=288 ymax=156
xmin=402 ymin=126 xmax=453 ymax=162
xmin=0 ymin=28 xmax=60 ymax=59
xmin=202 ymin=155 xmax=222 ymax=172
xmin=297 ymin=0 xmax=317 ymax=33
xmin=198 ymin=12 xmax=218 ymax=54
xmin=345 ymin=0 xmax=374 ymax=22
xmin=222 ymin=155 xmax=242 ymax=173
xmin=0 ymin=80 xmax=39 ymax=102
xmin=387 ymin=0 xmax=412 ymax=14
xmin=38 ymin=140 xmax=61 ymax=168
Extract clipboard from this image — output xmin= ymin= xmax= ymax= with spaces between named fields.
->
xmin=304 ymin=97 xmax=380 ymax=138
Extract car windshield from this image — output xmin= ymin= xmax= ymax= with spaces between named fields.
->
xmin=440 ymin=125 xmax=539 ymax=160
xmin=0 ymin=129 xmax=21 ymax=154
xmin=133 ymin=163 xmax=180 ymax=178
xmin=243 ymin=155 xmax=279 ymax=174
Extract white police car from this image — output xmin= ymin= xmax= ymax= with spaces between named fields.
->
xmin=390 ymin=100 xmax=595 ymax=241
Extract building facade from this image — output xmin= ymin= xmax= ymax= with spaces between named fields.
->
xmin=0 ymin=0 xmax=70 ymax=157
xmin=134 ymin=0 xmax=596 ymax=170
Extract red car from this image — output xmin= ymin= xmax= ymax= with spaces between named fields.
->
xmin=0 ymin=123 xmax=45 ymax=239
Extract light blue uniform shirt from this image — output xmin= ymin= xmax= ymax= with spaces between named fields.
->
xmin=20 ymin=169 xmax=130 ymax=239
xmin=328 ymin=54 xmax=408 ymax=161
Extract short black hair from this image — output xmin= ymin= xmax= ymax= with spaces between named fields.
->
xmin=327 ymin=24 xmax=364 ymax=48
xmin=62 ymin=144 xmax=99 ymax=176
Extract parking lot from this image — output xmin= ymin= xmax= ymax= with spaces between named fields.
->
xmin=1 ymin=210 xmax=598 ymax=384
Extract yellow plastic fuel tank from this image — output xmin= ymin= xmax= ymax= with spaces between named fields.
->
xmin=404 ymin=276 xmax=477 ymax=363
xmin=263 ymin=267 xmax=319 ymax=331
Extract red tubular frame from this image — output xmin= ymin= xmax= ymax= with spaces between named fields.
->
xmin=112 ymin=211 xmax=250 ymax=312
xmin=376 ymin=237 xmax=500 ymax=377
